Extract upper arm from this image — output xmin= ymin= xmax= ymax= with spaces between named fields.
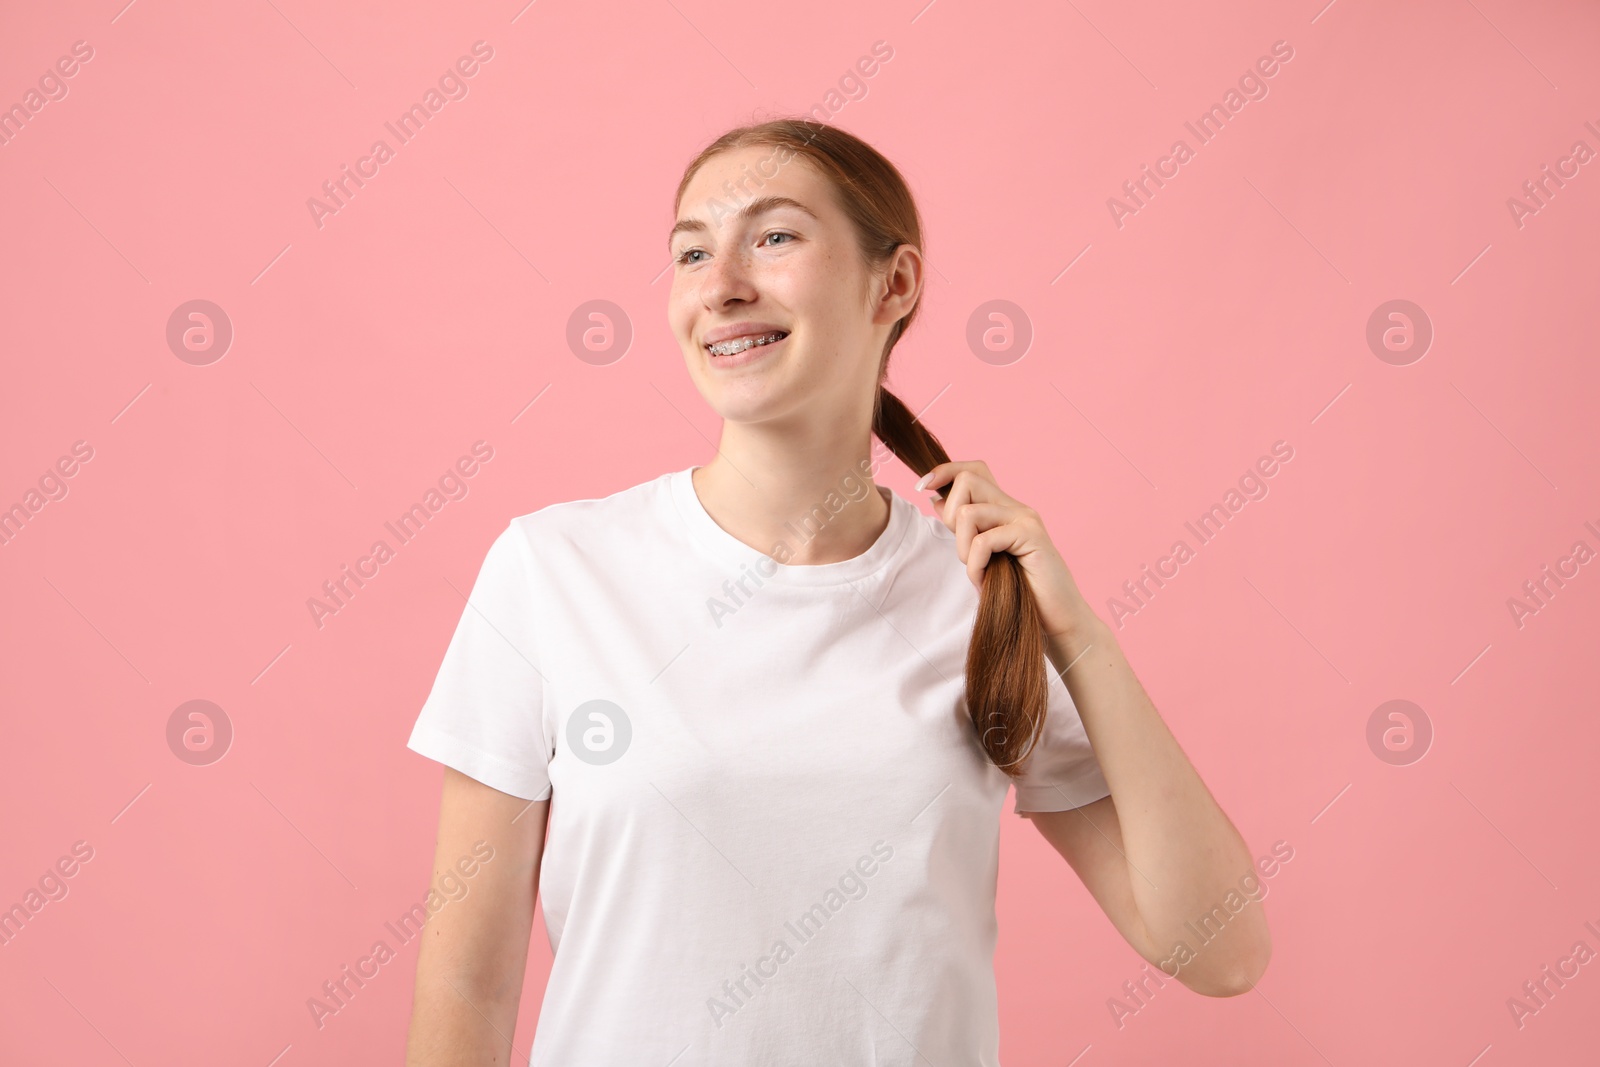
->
xmin=416 ymin=767 xmax=549 ymax=1000
xmin=1024 ymin=793 xmax=1160 ymax=965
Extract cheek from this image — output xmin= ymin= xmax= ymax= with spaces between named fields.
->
xmin=666 ymin=290 xmax=695 ymax=340
xmin=768 ymin=261 xmax=840 ymax=321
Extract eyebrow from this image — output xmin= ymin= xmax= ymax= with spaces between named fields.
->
xmin=667 ymin=195 xmax=819 ymax=251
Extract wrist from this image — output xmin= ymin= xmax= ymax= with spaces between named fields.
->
xmin=1044 ymin=607 xmax=1107 ymax=663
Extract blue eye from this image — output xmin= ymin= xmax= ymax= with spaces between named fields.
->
xmin=675 ymin=232 xmax=794 ymax=266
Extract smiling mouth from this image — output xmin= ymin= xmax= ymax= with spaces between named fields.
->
xmin=706 ymin=331 xmax=788 ymax=357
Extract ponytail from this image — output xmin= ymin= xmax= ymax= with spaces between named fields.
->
xmin=679 ymin=119 xmax=1052 ymax=778
xmin=873 ymin=386 xmax=1049 ymax=777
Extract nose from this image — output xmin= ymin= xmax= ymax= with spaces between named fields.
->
xmin=699 ymin=245 xmax=758 ymax=309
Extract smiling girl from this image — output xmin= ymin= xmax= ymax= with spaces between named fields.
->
xmin=403 ymin=118 xmax=1270 ymax=1065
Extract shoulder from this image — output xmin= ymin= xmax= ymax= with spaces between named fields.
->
xmin=894 ymin=495 xmax=979 ymax=596
xmin=916 ymin=505 xmax=955 ymax=545
xmin=502 ymin=468 xmax=676 ymax=556
xmin=901 ymin=497 xmax=959 ymax=561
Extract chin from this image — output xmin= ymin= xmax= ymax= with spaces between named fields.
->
xmin=700 ymin=386 xmax=788 ymax=425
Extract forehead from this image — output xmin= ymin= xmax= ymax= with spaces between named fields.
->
xmin=673 ymin=146 xmax=833 ymax=236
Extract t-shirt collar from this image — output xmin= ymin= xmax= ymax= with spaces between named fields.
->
xmin=669 ymin=465 xmax=915 ymax=586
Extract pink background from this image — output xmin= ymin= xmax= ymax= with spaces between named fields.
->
xmin=3 ymin=0 xmax=1598 ymax=1063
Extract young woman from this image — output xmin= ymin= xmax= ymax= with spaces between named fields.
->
xmin=403 ymin=119 xmax=1270 ymax=1065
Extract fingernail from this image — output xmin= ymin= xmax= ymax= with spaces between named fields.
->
xmin=914 ymin=473 xmax=929 ymax=491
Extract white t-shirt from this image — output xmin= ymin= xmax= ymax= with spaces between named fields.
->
xmin=407 ymin=465 xmax=1111 ymax=1065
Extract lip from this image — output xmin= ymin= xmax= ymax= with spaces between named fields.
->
xmin=706 ymin=332 xmax=787 ymax=369
xmin=702 ymin=321 xmax=789 ymax=346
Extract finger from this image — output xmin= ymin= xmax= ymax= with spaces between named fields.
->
xmin=935 ymin=467 xmax=1013 ymax=532
xmin=967 ymin=520 xmax=1030 ymax=588
xmin=915 ymin=459 xmax=996 ymax=497
xmin=950 ymin=501 xmax=1014 ymax=563
xmin=914 ymin=460 xmax=965 ymax=495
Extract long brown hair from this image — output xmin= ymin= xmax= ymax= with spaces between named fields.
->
xmin=674 ymin=118 xmax=1049 ymax=777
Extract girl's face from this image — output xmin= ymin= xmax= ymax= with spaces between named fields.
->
xmin=668 ymin=146 xmax=909 ymax=432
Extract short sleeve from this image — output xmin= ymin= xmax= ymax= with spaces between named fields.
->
xmin=1011 ymin=659 xmax=1111 ymax=814
xmin=406 ymin=520 xmax=553 ymax=801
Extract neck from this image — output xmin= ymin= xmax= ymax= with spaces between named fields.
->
xmin=692 ymin=427 xmax=890 ymax=566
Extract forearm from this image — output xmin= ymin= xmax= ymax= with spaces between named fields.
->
xmin=1045 ymin=613 xmax=1270 ymax=994
xmin=406 ymin=972 xmax=518 ymax=1062
xmin=406 ymin=964 xmax=523 ymax=1066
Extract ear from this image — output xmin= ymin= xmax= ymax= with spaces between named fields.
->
xmin=871 ymin=244 xmax=923 ymax=326
xmin=886 ymin=244 xmax=923 ymax=307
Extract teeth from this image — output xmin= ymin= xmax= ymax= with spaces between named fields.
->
xmin=708 ymin=331 xmax=786 ymax=357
